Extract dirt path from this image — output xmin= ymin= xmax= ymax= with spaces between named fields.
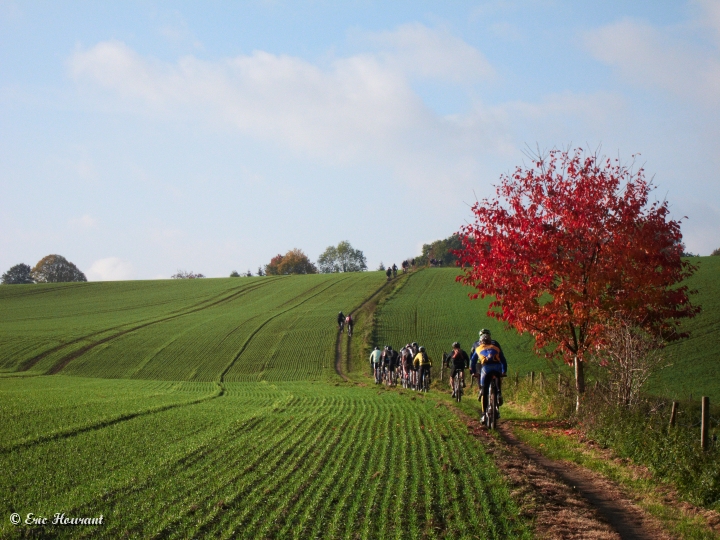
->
xmin=498 ymin=422 xmax=672 ymax=540
xmin=455 ymin=407 xmax=673 ymax=539
xmin=334 ymin=278 xmax=397 ymax=381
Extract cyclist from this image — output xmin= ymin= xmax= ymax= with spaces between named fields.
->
xmin=470 ymin=329 xmax=506 ymax=390
xmin=345 ymin=314 xmax=354 ymax=336
xmin=472 ymin=332 xmax=506 ymax=421
xmin=337 ymin=311 xmax=345 ymax=331
xmin=400 ymin=344 xmax=414 ymax=387
xmin=447 ymin=342 xmax=469 ymax=398
xmin=392 ymin=264 xmax=397 ymax=278
xmin=413 ymin=346 xmax=432 ymax=391
xmin=369 ymin=346 xmax=383 ymax=383
xmin=386 ymin=346 xmax=399 ymax=385
xmin=385 ymin=267 xmax=392 ymax=281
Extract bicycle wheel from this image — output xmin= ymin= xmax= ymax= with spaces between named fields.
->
xmin=487 ymin=379 xmax=497 ymax=430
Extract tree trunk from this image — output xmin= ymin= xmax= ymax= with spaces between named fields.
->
xmin=574 ymin=356 xmax=585 ymax=413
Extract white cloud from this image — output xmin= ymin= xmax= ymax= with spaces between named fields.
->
xmin=584 ymin=13 xmax=720 ymax=106
xmin=87 ymin=257 xmax=135 ymax=281
xmin=67 ymin=25 xmax=628 ymax=201
xmin=69 ymin=214 xmax=96 ymax=228
xmin=364 ymin=23 xmax=495 ymax=83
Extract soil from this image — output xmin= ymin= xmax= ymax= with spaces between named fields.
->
xmin=457 ymin=409 xmax=675 ymax=539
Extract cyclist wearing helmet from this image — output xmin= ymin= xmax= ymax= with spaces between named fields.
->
xmin=473 ymin=332 xmax=506 ymax=420
xmin=400 ymin=343 xmax=414 ymax=385
xmin=345 ymin=314 xmax=354 ymax=335
xmin=369 ymin=346 xmax=382 ymax=380
xmin=338 ymin=312 xmax=345 ymax=330
xmin=413 ymin=346 xmax=432 ymax=391
xmin=447 ymin=342 xmax=469 ymax=397
xmin=470 ymin=329 xmax=506 ymax=387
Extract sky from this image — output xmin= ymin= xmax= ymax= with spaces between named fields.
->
xmin=1 ymin=0 xmax=719 ymax=280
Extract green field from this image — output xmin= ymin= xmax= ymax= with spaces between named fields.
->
xmin=1 ymin=260 xmax=716 ymax=538
xmin=0 ymin=273 xmax=529 ymax=539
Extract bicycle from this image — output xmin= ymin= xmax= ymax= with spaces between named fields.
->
xmin=374 ymin=364 xmax=382 ymax=384
xmin=452 ymin=371 xmax=463 ymax=402
xmin=347 ymin=323 xmax=353 ymax=337
xmin=482 ymin=374 xmax=501 ymax=430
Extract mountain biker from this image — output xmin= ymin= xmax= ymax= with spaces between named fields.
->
xmin=400 ymin=344 xmax=414 ymax=385
xmin=345 ymin=314 xmax=354 ymax=335
xmin=413 ymin=346 xmax=432 ymax=391
xmin=470 ymin=329 xmax=506 ymax=389
xmin=338 ymin=311 xmax=345 ymax=331
xmin=369 ymin=346 xmax=383 ymax=382
xmin=392 ymin=264 xmax=397 ymax=278
xmin=386 ymin=346 xmax=399 ymax=385
xmin=472 ymin=333 xmax=506 ymax=421
xmin=385 ymin=267 xmax=392 ymax=281
xmin=447 ymin=342 xmax=469 ymax=398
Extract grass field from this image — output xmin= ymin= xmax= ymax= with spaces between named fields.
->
xmin=0 ymin=273 xmax=529 ymax=539
xmin=1 ymin=259 xmax=716 ymax=537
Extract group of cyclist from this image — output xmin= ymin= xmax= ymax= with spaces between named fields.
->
xmin=369 ymin=329 xmax=507 ymax=423
xmin=337 ymin=311 xmax=354 ymax=336
xmin=369 ymin=342 xmax=433 ymax=391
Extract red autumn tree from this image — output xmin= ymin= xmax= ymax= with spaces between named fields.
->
xmin=456 ymin=148 xmax=699 ymax=409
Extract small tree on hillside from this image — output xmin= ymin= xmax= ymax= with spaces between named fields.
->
xmin=456 ymin=148 xmax=699 ymax=411
xmin=277 ymin=249 xmax=317 ymax=275
xmin=230 ymin=270 xmax=241 ymax=277
xmin=1 ymin=263 xmax=34 ymax=284
xmin=265 ymin=249 xmax=317 ymax=275
xmin=264 ymin=254 xmax=285 ymax=276
xmin=712 ymin=247 xmax=720 ymax=256
xmin=317 ymin=241 xmax=367 ymax=273
xmin=32 ymin=255 xmax=87 ymax=283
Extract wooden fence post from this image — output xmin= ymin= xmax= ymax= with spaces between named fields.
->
xmin=669 ymin=401 xmax=678 ymax=428
xmin=539 ymin=371 xmax=545 ymax=389
xmin=514 ymin=371 xmax=519 ymax=387
xmin=440 ymin=353 xmax=446 ymax=383
xmin=530 ymin=371 xmax=535 ymax=385
xmin=558 ymin=374 xmax=562 ymax=392
xmin=702 ymin=396 xmax=710 ymax=450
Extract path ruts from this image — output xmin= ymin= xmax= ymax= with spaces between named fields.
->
xmin=495 ymin=423 xmax=671 ymax=540
xmin=334 ymin=277 xmax=398 ymax=380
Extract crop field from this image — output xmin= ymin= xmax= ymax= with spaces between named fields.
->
xmin=0 ymin=273 xmax=530 ymax=538
xmin=0 ymin=273 xmax=384 ymax=381
xmin=1 ymin=261 xmax=716 ymax=538
xmin=1 ymin=378 xmax=528 ymax=538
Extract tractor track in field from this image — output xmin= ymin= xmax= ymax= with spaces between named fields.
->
xmin=0 ymin=383 xmax=224 ymax=455
xmin=220 ymin=277 xmax=352 ymax=383
xmin=21 ymin=278 xmax=282 ymax=375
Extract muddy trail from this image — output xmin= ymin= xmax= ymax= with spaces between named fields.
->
xmin=459 ymin=410 xmax=674 ymax=540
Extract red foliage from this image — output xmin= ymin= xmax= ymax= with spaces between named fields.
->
xmin=456 ymin=148 xmax=699 ymax=365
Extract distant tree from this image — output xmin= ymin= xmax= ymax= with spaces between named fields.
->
xmin=257 ymin=266 xmax=265 ymax=276
xmin=456 ymin=148 xmax=699 ymax=411
xmin=230 ymin=270 xmax=241 ymax=277
xmin=244 ymin=269 xmax=253 ymax=277
xmin=32 ymin=255 xmax=87 ymax=283
xmin=377 ymin=262 xmax=385 ymax=271
xmin=416 ymin=234 xmax=462 ymax=267
xmin=171 ymin=270 xmax=205 ymax=279
xmin=317 ymin=241 xmax=367 ymax=273
xmin=712 ymin=247 xmax=720 ymax=256
xmin=264 ymin=254 xmax=285 ymax=276
xmin=1 ymin=263 xmax=34 ymax=284
xmin=277 ymin=249 xmax=317 ymax=275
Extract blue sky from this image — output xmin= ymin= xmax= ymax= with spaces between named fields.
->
xmin=2 ymin=1 xmax=719 ymax=280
